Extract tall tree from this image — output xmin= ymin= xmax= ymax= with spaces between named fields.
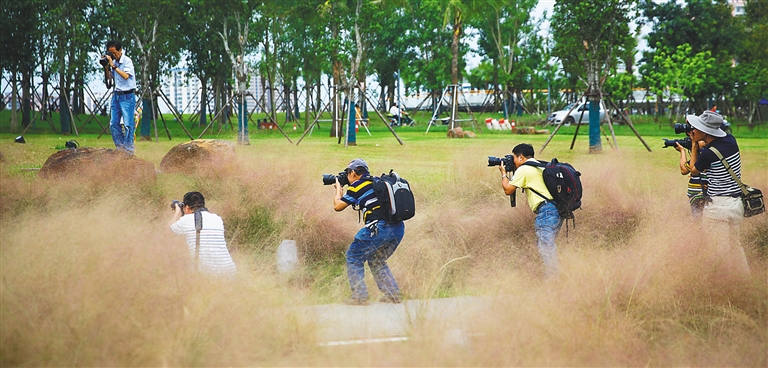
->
xmin=1 ymin=0 xmax=39 ymax=132
xmin=185 ymin=0 xmax=232 ymax=130
xmin=470 ymin=0 xmax=539 ymax=116
xmin=733 ymin=0 xmax=768 ymax=127
xmin=639 ymin=0 xmax=741 ymax=112
xmin=551 ymin=0 xmax=636 ymax=153
xmin=105 ymin=0 xmax=186 ymax=140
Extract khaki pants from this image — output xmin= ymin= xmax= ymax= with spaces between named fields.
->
xmin=702 ymin=196 xmax=750 ymax=275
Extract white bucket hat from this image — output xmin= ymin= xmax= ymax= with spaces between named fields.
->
xmin=686 ymin=111 xmax=726 ymax=137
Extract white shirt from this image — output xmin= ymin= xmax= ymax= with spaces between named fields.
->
xmin=389 ymin=105 xmax=400 ymax=116
xmin=113 ymin=53 xmax=136 ymax=92
xmin=170 ymin=211 xmax=237 ymax=276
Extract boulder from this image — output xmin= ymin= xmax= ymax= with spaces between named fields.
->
xmin=516 ymin=127 xmax=538 ymax=134
xmin=159 ymin=139 xmax=235 ymax=174
xmin=447 ymin=127 xmax=464 ymax=138
xmin=38 ymin=147 xmax=155 ymax=180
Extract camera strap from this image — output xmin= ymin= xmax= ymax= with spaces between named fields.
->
xmin=193 ymin=209 xmax=206 ymax=271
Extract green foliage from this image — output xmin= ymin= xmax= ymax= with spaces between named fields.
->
xmin=603 ymin=73 xmax=637 ymax=102
xmin=551 ymin=0 xmax=636 ymax=92
xmin=647 ymin=43 xmax=716 ymax=119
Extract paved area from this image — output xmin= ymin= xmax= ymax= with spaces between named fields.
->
xmin=305 ymin=296 xmax=491 ymax=346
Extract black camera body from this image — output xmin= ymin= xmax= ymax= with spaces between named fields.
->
xmin=99 ymin=51 xmax=116 ymax=67
xmin=488 ymin=155 xmax=515 ymax=173
xmin=171 ymin=200 xmax=186 ymax=212
xmin=662 ymin=137 xmax=692 ymax=149
xmin=322 ymin=171 xmax=350 ymax=186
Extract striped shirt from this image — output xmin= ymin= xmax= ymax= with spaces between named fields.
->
xmin=170 ymin=211 xmax=237 ymax=276
xmin=695 ymin=135 xmax=742 ymax=197
xmin=687 ymin=172 xmax=707 ymax=198
xmin=340 ymin=175 xmax=384 ymax=223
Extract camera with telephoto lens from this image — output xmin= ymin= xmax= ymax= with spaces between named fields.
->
xmin=170 ymin=200 xmax=186 ymax=212
xmin=662 ymin=137 xmax=692 ymax=150
xmin=674 ymin=123 xmax=693 ymax=134
xmin=487 ymin=155 xmax=515 ymax=173
xmin=99 ymin=51 xmax=116 ymax=67
xmin=322 ymin=171 xmax=350 ymax=186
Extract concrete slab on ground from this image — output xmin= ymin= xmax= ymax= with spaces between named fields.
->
xmin=306 ymin=296 xmax=491 ymax=345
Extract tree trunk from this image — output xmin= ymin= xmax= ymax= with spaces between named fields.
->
xmin=10 ymin=72 xmax=18 ymax=133
xmin=21 ymin=66 xmax=31 ymax=127
xmin=40 ymin=42 xmax=49 ymax=121
xmin=451 ymin=15 xmax=461 ymax=85
xmin=199 ymin=76 xmax=207 ymax=129
xmin=304 ymin=79 xmax=310 ymax=130
xmin=294 ymin=76 xmax=300 ymax=120
xmin=330 ymin=20 xmax=341 ymax=138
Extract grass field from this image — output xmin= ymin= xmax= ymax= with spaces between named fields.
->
xmin=1 ymin=109 xmax=767 ymax=366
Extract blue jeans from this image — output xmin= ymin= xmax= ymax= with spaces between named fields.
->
xmin=346 ymin=221 xmax=405 ymax=300
xmin=535 ymin=202 xmax=563 ymax=278
xmin=110 ymin=92 xmax=137 ymax=154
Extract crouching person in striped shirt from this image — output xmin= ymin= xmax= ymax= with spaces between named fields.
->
xmin=169 ymin=192 xmax=237 ymax=277
xmin=687 ymin=111 xmax=750 ymax=276
xmin=332 ymin=158 xmax=404 ymax=306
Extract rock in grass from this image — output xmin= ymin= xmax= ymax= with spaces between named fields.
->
xmin=38 ymin=147 xmax=155 ymax=181
xmin=159 ymin=139 xmax=235 ymax=174
xmin=447 ymin=127 xmax=477 ymax=138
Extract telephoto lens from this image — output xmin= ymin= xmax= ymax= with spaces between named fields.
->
xmin=322 ymin=172 xmax=350 ymax=186
xmin=171 ymin=200 xmax=184 ymax=210
xmin=322 ymin=174 xmax=337 ymax=185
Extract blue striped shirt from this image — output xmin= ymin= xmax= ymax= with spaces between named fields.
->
xmin=340 ymin=175 xmax=384 ymax=223
xmin=695 ymin=135 xmax=742 ymax=197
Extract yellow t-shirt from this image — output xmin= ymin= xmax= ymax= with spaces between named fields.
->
xmin=509 ymin=158 xmax=553 ymax=212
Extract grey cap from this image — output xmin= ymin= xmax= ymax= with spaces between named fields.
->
xmin=346 ymin=158 xmax=369 ymax=172
xmin=687 ymin=111 xmax=726 ymax=137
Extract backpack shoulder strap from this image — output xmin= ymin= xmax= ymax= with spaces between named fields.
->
xmin=522 ymin=160 xmax=546 ymax=168
xmin=520 ymin=160 xmax=548 ymax=200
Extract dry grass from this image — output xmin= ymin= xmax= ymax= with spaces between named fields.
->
xmin=1 ymin=136 xmax=766 ymax=366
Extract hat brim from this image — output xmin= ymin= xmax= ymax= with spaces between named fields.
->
xmin=686 ymin=115 xmax=726 ymax=137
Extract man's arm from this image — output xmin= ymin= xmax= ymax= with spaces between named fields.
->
xmin=675 ymin=144 xmax=690 ymax=175
xmin=689 ymin=141 xmax=706 ymax=176
xmin=169 ymin=205 xmax=183 ymax=228
xmin=499 ymin=166 xmax=517 ymax=195
xmin=333 ymin=180 xmax=350 ymax=211
xmin=108 ymin=55 xmax=133 ymax=81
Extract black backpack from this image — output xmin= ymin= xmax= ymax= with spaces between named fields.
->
xmin=524 ymin=158 xmax=582 ymax=221
xmin=373 ymin=170 xmax=415 ymax=222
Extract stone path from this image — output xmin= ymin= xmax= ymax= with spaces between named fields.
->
xmin=305 ymin=296 xmax=491 ymax=346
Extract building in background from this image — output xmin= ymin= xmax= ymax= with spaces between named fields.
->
xmin=160 ymin=68 xmax=262 ymax=114
xmin=729 ymin=0 xmax=746 ymax=16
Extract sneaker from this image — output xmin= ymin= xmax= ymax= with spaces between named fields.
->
xmin=344 ymin=298 xmax=369 ymax=306
xmin=378 ymin=294 xmax=402 ymax=304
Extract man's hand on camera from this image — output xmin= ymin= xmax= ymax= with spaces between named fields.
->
xmin=674 ymin=142 xmax=685 ymax=152
xmin=498 ymin=165 xmax=507 ymax=176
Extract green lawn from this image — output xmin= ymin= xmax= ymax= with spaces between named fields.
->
xmin=1 ymin=108 xmax=767 ymax=366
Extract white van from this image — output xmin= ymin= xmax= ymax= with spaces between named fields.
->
xmin=547 ymin=101 xmax=607 ymax=125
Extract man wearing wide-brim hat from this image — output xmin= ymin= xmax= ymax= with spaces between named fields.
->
xmin=686 ymin=110 xmax=750 ymax=275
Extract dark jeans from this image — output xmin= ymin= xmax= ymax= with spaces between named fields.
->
xmin=346 ymin=221 xmax=405 ymax=300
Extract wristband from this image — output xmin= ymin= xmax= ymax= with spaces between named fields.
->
xmin=112 ymin=65 xmax=117 ymax=70
xmin=501 ymin=176 xmax=507 ymax=179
